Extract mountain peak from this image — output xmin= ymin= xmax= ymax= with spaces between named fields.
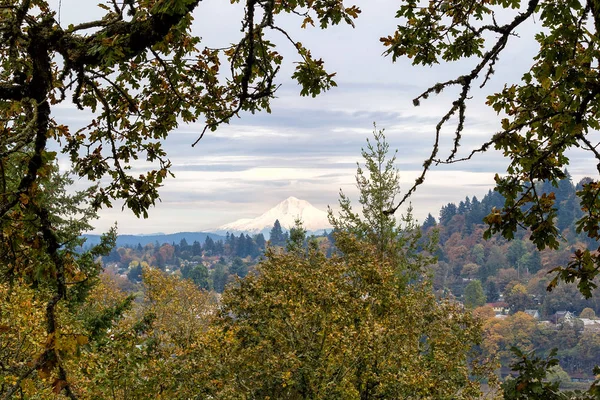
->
xmin=217 ymin=197 xmax=331 ymax=235
xmin=275 ymin=197 xmax=310 ymax=213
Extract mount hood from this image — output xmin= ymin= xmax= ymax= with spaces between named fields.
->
xmin=216 ymin=197 xmax=331 ymax=235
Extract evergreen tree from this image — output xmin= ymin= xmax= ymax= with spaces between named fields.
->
xmin=464 ymin=280 xmax=486 ymax=309
xmin=485 ymin=281 xmax=500 ymax=303
xmin=269 ymin=220 xmax=287 ymax=247
xmin=245 ymin=234 xmax=259 ymax=258
xmin=128 ymin=263 xmax=143 ymax=283
xmin=557 ymin=195 xmax=577 ymax=232
xmin=471 ymin=244 xmax=485 ymax=265
xmin=192 ymin=240 xmax=202 ymax=257
xmin=204 ymin=236 xmax=215 ymax=255
xmin=480 ymin=247 xmax=507 ymax=282
xmin=188 ymin=265 xmax=210 ymax=290
xmin=287 ymin=220 xmax=307 ymax=253
xmin=422 ymin=213 xmax=437 ymax=230
xmin=226 ymin=233 xmax=237 ymax=256
xmin=520 ymin=251 xmax=542 ymax=275
xmin=329 ymin=125 xmax=436 ymax=281
xmin=507 ymin=240 xmax=527 ymax=267
xmin=230 ymin=257 xmax=249 ymax=278
xmin=212 ymin=262 xmax=229 ymax=293
xmin=190 ymin=265 xmax=209 ymax=289
xmin=214 ymin=240 xmax=225 ymax=255
xmin=556 ymin=169 xmax=575 ymax=204
xmin=179 ymin=238 xmax=190 ymax=252
xmin=458 ymin=197 xmax=471 ymax=215
xmin=254 ymin=233 xmax=266 ymax=251
xmin=439 ymin=203 xmax=457 ymax=225
xmin=467 ymin=196 xmax=485 ymax=225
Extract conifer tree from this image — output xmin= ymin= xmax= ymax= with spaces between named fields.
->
xmin=268 ymin=219 xmax=287 ymax=247
xmin=329 ymin=125 xmax=436 ymax=280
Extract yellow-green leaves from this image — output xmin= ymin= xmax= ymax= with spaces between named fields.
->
xmin=218 ymin=237 xmax=491 ymax=399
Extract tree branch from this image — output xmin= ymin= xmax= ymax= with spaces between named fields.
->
xmin=55 ymin=0 xmax=202 ymax=68
xmin=385 ymin=0 xmax=540 ymax=216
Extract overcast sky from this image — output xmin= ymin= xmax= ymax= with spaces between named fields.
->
xmin=47 ymin=0 xmax=597 ymax=234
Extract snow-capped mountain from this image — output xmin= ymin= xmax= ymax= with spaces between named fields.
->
xmin=216 ymin=197 xmax=331 ymax=235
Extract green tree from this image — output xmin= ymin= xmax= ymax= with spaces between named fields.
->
xmin=219 ymin=229 xmax=490 ymax=399
xmin=211 ymin=262 xmax=228 ymax=294
xmin=507 ymin=240 xmax=527 ymax=268
xmin=520 ymin=250 xmax=543 ymax=275
xmin=381 ymin=0 xmax=600 ymax=299
xmin=480 ymin=246 xmax=507 ymax=281
xmin=188 ymin=264 xmax=210 ymax=290
xmin=471 ymin=244 xmax=485 ymax=265
xmin=464 ymin=280 xmax=486 ymax=309
xmin=127 ymin=262 xmax=143 ymax=283
xmin=485 ymin=280 xmax=500 ymax=303
xmin=422 ymin=213 xmax=437 ymax=230
xmin=505 ymin=283 xmax=533 ymax=314
xmin=268 ymin=219 xmax=287 ymax=247
xmin=255 ymin=233 xmax=266 ymax=250
xmin=329 ymin=125 xmax=435 ymax=281
xmin=229 ymin=257 xmax=249 ymax=278
xmin=204 ymin=236 xmax=215 ymax=255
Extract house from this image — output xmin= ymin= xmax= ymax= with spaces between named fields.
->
xmin=551 ymin=311 xmax=575 ymax=324
xmin=524 ymin=309 xmax=540 ymax=319
xmin=486 ymin=302 xmax=509 ymax=315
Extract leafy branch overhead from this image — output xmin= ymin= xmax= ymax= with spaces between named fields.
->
xmin=1 ymin=0 xmax=359 ymax=219
xmin=382 ymin=0 xmax=600 ymax=297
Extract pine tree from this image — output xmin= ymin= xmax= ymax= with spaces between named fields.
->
xmin=230 ymin=257 xmax=249 ymax=278
xmin=204 ymin=236 xmax=215 ymax=255
xmin=192 ymin=241 xmax=202 ymax=257
xmin=422 ymin=213 xmax=437 ymax=230
xmin=439 ymin=203 xmax=458 ymax=225
xmin=269 ymin=220 xmax=287 ymax=247
xmin=255 ymin=233 xmax=266 ymax=251
xmin=485 ymin=281 xmax=500 ymax=303
xmin=212 ymin=262 xmax=229 ymax=293
xmin=329 ymin=124 xmax=436 ymax=281
xmin=464 ymin=280 xmax=486 ymax=309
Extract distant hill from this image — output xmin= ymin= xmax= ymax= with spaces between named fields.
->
xmin=83 ymin=231 xmax=225 ymax=248
xmin=215 ymin=196 xmax=331 ymax=236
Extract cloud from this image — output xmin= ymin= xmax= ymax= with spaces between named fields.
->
xmin=44 ymin=0 xmax=575 ymax=235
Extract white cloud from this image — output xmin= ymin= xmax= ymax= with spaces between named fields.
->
xmin=42 ymin=0 xmax=594 ymax=235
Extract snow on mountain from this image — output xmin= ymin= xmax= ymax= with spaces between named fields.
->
xmin=216 ymin=197 xmax=331 ymax=235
